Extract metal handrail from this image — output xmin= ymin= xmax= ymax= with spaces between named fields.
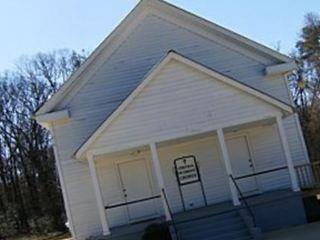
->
xmin=105 ymin=195 xmax=161 ymax=210
xmin=233 ymin=166 xmax=288 ymax=180
xmin=161 ymin=188 xmax=180 ymax=240
xmin=295 ymin=161 xmax=320 ymax=189
xmin=162 ymin=166 xmax=294 ymax=233
xmin=229 ymin=174 xmax=256 ymax=227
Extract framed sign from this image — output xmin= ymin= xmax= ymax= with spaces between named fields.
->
xmin=174 ymin=155 xmax=200 ymax=185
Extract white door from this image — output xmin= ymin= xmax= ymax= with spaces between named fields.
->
xmin=227 ymin=136 xmax=258 ymax=195
xmin=118 ymin=159 xmax=157 ymax=222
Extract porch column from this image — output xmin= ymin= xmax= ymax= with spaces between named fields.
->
xmin=276 ymin=116 xmax=300 ymax=192
xmin=149 ymin=143 xmax=172 ymax=221
xmin=88 ymin=155 xmax=110 ymax=235
xmin=217 ymin=129 xmax=241 ymax=206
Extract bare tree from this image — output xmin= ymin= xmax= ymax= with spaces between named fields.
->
xmin=0 ymin=49 xmax=87 ymax=238
xmin=290 ymin=13 xmax=320 ymax=161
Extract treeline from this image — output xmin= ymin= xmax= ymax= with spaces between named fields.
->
xmin=291 ymin=13 xmax=320 ymax=161
xmin=0 ymin=49 xmax=86 ymax=238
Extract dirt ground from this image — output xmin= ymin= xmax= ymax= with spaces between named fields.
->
xmin=9 ymin=221 xmax=320 ymax=240
xmin=8 ymin=233 xmax=71 ymax=240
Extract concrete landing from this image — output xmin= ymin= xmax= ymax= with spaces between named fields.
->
xmin=265 ymin=222 xmax=320 ymax=240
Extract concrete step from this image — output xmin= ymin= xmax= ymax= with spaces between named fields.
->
xmin=180 ymin=222 xmax=247 ymax=238
xmin=174 ymin=211 xmax=252 ymax=240
xmin=177 ymin=217 xmax=244 ymax=232
xmin=191 ymin=229 xmax=251 ymax=240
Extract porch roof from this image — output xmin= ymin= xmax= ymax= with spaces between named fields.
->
xmin=75 ymin=51 xmax=293 ymax=160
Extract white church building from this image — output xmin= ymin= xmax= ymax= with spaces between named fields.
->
xmin=36 ymin=1 xmax=310 ymax=239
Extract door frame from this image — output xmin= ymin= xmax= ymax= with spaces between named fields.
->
xmin=226 ymin=133 xmax=262 ymax=194
xmin=114 ymin=157 xmax=159 ymax=223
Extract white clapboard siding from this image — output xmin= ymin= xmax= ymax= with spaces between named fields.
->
xmin=91 ymin=59 xmax=282 ymax=150
xmin=52 ymin=126 xmax=102 ymax=239
xmin=95 ymin=151 xmax=163 ymax=228
xmin=57 ymin=14 xmax=291 ymax=154
xmin=157 ymin=136 xmax=231 ymax=213
xmin=283 ymin=115 xmax=309 ymax=166
xmin=50 ymin=13 xmax=308 ymax=240
xmin=94 ymin=124 xmax=293 ymax=227
xmin=243 ymin=125 xmax=291 ymax=191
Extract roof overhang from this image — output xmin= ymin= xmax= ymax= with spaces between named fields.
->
xmin=74 ymin=51 xmax=294 ymax=160
xmin=35 ymin=109 xmax=70 ymax=129
xmin=265 ymin=62 xmax=297 ymax=77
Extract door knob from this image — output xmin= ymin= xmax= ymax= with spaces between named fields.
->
xmin=124 ymin=194 xmax=127 ymax=198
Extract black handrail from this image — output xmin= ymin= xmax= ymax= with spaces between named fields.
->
xmin=229 ymin=174 xmax=256 ymax=227
xmin=234 ymin=166 xmax=287 ymax=180
xmin=105 ymin=195 xmax=161 ymax=210
xmin=161 ymin=189 xmax=180 ymax=240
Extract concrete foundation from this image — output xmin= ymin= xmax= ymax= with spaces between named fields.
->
xmin=248 ymin=190 xmax=307 ymax=232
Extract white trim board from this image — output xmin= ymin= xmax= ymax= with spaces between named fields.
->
xmin=265 ymin=62 xmax=297 ymax=77
xmin=35 ymin=0 xmax=292 ymax=116
xmin=86 ymin=114 xmax=280 ymax=160
xmin=147 ymin=0 xmax=290 ymax=63
xmin=49 ymin=124 xmax=77 ymax=238
xmin=35 ymin=110 xmax=70 ymax=127
xmin=75 ymin=51 xmax=293 ymax=159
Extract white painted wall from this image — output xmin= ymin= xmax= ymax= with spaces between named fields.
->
xmin=52 ymin=125 xmax=102 ymax=240
xmin=50 ymin=13 xmax=308 ymax=239
xmin=95 ymin=123 xmax=291 ymax=228
xmin=91 ymin=59 xmax=282 ymax=150
xmin=95 ymin=152 xmax=163 ymax=228
xmin=157 ymin=136 xmax=230 ymax=212
xmin=239 ymin=125 xmax=291 ymax=191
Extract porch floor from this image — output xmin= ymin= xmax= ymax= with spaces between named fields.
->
xmin=98 ymin=189 xmax=302 ymax=239
xmin=174 ymin=189 xmax=298 ymax=223
xmin=101 ymin=218 xmax=164 ymax=240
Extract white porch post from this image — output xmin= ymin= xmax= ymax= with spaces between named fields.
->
xmin=88 ymin=154 xmax=110 ymax=235
xmin=149 ymin=143 xmax=172 ymax=221
xmin=217 ymin=129 xmax=241 ymax=206
xmin=276 ymin=116 xmax=300 ymax=192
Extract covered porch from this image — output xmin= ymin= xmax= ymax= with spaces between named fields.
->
xmin=86 ymin=115 xmax=300 ymax=236
xmin=91 ymin=189 xmax=305 ymax=240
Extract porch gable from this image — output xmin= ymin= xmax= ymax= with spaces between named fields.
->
xmin=76 ymin=51 xmax=292 ymax=159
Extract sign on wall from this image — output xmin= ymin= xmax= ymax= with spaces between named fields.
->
xmin=174 ymin=156 xmax=200 ymax=185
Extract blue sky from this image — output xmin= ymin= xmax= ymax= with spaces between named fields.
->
xmin=0 ymin=0 xmax=319 ymax=71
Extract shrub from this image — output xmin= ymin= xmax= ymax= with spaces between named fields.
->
xmin=141 ymin=223 xmax=172 ymax=240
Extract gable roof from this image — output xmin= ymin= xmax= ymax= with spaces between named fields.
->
xmin=75 ymin=50 xmax=293 ymax=159
xmin=35 ymin=0 xmax=292 ymax=116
